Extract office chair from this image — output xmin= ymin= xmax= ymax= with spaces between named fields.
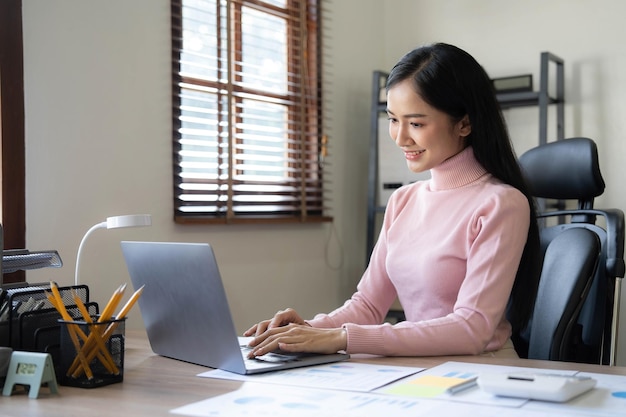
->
xmin=528 ymin=227 xmax=601 ymax=360
xmin=516 ymin=137 xmax=625 ymax=365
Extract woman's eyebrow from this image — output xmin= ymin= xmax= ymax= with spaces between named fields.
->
xmin=386 ymin=108 xmax=427 ymax=118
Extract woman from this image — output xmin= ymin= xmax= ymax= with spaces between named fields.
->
xmin=245 ymin=43 xmax=540 ymax=358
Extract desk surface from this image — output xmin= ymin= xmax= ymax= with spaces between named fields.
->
xmin=1 ymin=330 xmax=625 ymax=416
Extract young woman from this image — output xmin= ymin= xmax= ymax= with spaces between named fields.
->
xmin=244 ymin=43 xmax=540 ymax=358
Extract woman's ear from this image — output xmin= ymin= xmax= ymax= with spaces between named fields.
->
xmin=458 ymin=115 xmax=471 ymax=138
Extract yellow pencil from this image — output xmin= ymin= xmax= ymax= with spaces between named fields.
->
xmin=98 ymin=283 xmax=126 ymax=322
xmin=115 ymin=285 xmax=145 ymax=320
xmin=49 ymin=282 xmax=94 ymax=380
xmin=67 ymin=284 xmax=125 ymax=377
xmin=72 ymin=290 xmax=119 ymax=375
xmin=71 ymin=285 xmax=145 ymax=378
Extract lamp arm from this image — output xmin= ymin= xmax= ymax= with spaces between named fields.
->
xmin=74 ymin=222 xmax=107 ymax=286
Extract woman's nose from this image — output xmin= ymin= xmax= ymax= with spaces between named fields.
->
xmin=392 ymin=123 xmax=412 ymax=146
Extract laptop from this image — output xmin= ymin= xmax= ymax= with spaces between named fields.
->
xmin=120 ymin=241 xmax=349 ymax=374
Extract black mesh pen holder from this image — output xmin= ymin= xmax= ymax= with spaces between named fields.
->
xmin=57 ymin=317 xmax=125 ymax=388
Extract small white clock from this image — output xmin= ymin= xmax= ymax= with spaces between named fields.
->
xmin=2 ymin=351 xmax=58 ymax=399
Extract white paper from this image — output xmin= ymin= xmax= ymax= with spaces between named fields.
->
xmin=377 ymin=361 xmax=578 ymax=407
xmin=198 ymin=362 xmax=423 ymax=392
xmin=177 ymin=361 xmax=626 ymax=417
xmin=171 ymin=381 xmax=440 ymax=417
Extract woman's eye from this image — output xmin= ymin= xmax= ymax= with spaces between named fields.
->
xmin=410 ymin=122 xmax=422 ymax=128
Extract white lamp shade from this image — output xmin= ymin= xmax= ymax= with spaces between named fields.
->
xmin=106 ymin=214 xmax=152 ymax=229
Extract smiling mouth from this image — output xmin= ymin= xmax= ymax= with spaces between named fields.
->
xmin=404 ymin=149 xmax=425 ymax=157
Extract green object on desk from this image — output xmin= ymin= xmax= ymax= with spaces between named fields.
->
xmin=2 ymin=351 xmax=58 ymax=398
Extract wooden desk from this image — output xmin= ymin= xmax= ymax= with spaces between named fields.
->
xmin=1 ymin=329 xmax=624 ymax=416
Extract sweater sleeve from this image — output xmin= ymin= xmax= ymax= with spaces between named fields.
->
xmin=308 ymin=184 xmax=530 ymax=357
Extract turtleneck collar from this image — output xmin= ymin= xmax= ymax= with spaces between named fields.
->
xmin=429 ymin=146 xmax=489 ymax=191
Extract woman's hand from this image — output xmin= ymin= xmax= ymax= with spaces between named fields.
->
xmin=245 ymin=323 xmax=347 ymax=358
xmin=243 ymin=308 xmax=307 ymax=337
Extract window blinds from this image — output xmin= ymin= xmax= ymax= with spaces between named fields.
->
xmin=172 ymin=0 xmax=330 ymax=223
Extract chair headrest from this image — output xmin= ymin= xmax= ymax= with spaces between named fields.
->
xmin=518 ymin=137 xmax=605 ymax=201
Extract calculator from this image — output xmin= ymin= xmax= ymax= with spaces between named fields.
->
xmin=477 ymin=372 xmax=597 ymax=402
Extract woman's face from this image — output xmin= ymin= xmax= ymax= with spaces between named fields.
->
xmin=386 ymin=79 xmax=471 ymax=173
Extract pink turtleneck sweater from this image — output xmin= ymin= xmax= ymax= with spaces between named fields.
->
xmin=308 ymin=147 xmax=530 ymax=356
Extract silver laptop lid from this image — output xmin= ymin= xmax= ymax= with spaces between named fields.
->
xmin=120 ymin=241 xmax=247 ymax=373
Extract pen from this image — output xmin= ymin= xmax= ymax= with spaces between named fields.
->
xmin=16 ymin=297 xmax=35 ymax=314
xmin=446 ymin=376 xmax=478 ymax=394
xmin=31 ymin=299 xmax=46 ymax=311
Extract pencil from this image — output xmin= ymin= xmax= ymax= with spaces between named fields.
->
xmin=98 ymin=283 xmax=126 ymax=322
xmin=70 ymin=284 xmax=144 ymax=378
xmin=115 ymin=285 xmax=144 ymax=320
xmin=67 ymin=284 xmax=125 ymax=377
xmin=71 ymin=285 xmax=145 ymax=378
xmin=49 ymin=283 xmax=94 ymax=380
xmin=72 ymin=290 xmax=119 ymax=375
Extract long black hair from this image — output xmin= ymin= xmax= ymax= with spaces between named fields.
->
xmin=386 ymin=43 xmax=541 ymax=334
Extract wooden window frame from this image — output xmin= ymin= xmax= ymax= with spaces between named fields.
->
xmin=0 ymin=0 xmax=26 ymax=283
xmin=171 ymin=0 xmax=330 ymax=225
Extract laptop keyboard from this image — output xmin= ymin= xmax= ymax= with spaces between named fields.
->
xmin=240 ymin=345 xmax=302 ymax=363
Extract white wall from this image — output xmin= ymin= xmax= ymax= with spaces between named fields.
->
xmin=21 ymin=0 xmax=381 ymax=335
xmin=21 ymin=0 xmax=626 ymax=364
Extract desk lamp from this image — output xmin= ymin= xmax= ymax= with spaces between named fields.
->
xmin=74 ymin=214 xmax=151 ymax=286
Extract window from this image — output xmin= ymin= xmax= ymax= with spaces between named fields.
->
xmin=171 ymin=0 xmax=330 ymax=224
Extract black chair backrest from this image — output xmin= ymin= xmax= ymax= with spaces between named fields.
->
xmin=519 ymin=137 xmax=604 ymax=210
xmin=528 ymin=228 xmax=600 ymax=360
xmin=517 ymin=137 xmax=625 ymax=364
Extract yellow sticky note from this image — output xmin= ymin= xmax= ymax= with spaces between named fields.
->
xmin=409 ymin=375 xmax=466 ymax=388
xmin=382 ymin=375 xmax=466 ymax=398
